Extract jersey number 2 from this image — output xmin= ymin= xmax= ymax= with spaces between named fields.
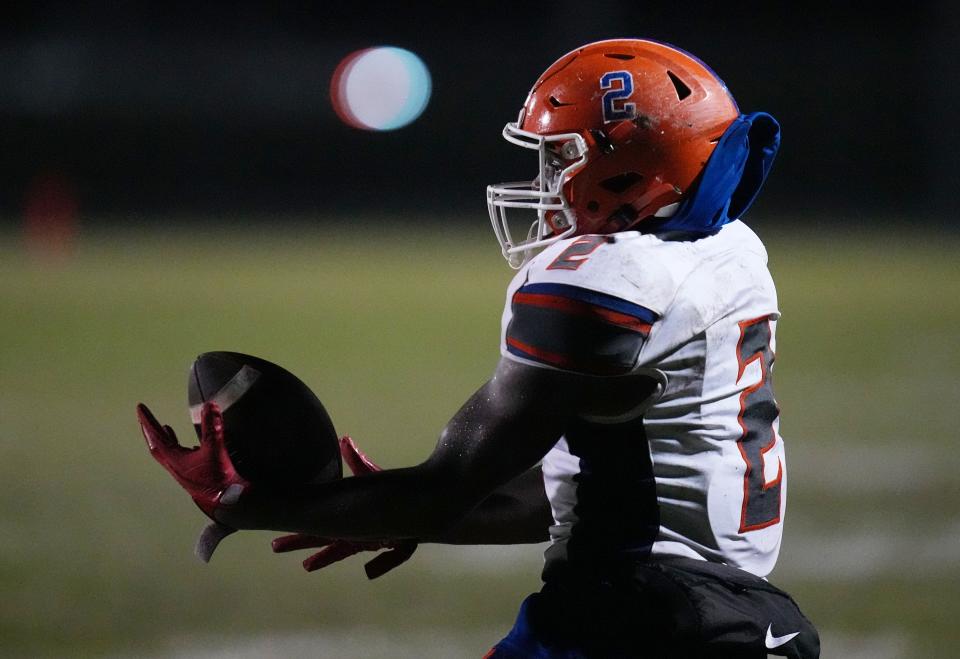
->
xmin=735 ymin=316 xmax=783 ymax=532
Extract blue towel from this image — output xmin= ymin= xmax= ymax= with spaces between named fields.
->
xmin=651 ymin=111 xmax=780 ymax=235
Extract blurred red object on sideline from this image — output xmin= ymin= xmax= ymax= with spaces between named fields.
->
xmin=23 ymin=173 xmax=79 ymax=261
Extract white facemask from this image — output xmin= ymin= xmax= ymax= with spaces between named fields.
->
xmin=486 ymin=123 xmax=589 ymax=268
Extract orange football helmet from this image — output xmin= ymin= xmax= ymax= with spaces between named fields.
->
xmin=488 ymin=39 xmax=741 ymax=267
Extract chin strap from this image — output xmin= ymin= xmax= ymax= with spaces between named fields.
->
xmin=648 ymin=112 xmax=781 ymax=235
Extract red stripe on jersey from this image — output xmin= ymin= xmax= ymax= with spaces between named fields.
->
xmin=506 ymin=336 xmax=571 ymax=368
xmin=505 ymin=337 xmax=626 ymax=376
xmin=512 ymin=292 xmax=652 ymax=334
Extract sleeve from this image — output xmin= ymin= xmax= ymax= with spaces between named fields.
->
xmin=499 ymin=235 xmax=674 ymax=376
xmin=503 ymin=282 xmax=658 ymax=375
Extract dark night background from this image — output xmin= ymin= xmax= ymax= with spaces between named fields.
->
xmin=1 ymin=2 xmax=957 ymax=223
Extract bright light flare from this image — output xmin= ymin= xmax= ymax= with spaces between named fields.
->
xmin=331 ymin=46 xmax=432 ymax=131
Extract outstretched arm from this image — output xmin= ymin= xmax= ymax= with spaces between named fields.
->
xmin=267 ymin=448 xmax=549 ymax=578
xmin=141 ymin=357 xmax=657 ymax=544
xmin=212 ymin=358 xmax=655 ymax=540
xmin=425 ymin=465 xmax=551 ymax=545
xmin=213 ymin=358 xmax=570 ymax=539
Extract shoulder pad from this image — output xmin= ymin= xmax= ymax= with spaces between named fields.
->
xmin=524 ymin=232 xmax=693 ymax=316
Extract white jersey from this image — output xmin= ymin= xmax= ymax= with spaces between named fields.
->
xmin=499 ymin=220 xmax=785 ymax=578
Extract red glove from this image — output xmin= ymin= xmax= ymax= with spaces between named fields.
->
xmin=271 ymin=436 xmax=419 ymax=579
xmin=138 ymin=401 xmax=250 ymax=517
xmin=138 ymin=401 xmax=248 ymax=562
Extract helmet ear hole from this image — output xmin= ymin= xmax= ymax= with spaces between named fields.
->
xmin=587 ymin=201 xmax=600 ymax=212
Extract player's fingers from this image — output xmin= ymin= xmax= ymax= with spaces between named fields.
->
xmin=271 ymin=534 xmax=334 ymax=553
xmin=340 ymin=436 xmax=382 ymax=476
xmin=162 ymin=424 xmax=181 ymax=445
xmin=364 ymin=541 xmax=418 ymax=580
xmin=137 ymin=403 xmax=177 ymax=450
xmin=198 ymin=402 xmax=243 ymax=484
xmin=137 ymin=403 xmax=168 ymax=451
xmin=302 ymin=542 xmax=362 ymax=572
xmin=199 ymin=402 xmax=225 ymax=446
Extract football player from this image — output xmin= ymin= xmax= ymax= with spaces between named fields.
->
xmin=138 ymin=39 xmax=819 ymax=658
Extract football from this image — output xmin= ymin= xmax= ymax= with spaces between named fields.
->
xmin=187 ymin=351 xmax=342 ymax=488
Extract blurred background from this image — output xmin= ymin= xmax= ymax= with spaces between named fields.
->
xmin=1 ymin=2 xmax=958 ymax=658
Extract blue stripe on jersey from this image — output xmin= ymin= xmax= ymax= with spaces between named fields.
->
xmin=517 ymin=283 xmax=659 ymax=324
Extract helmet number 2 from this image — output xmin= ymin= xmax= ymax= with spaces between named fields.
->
xmin=600 ymin=71 xmax=636 ymax=123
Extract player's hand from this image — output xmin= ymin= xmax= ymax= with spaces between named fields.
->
xmin=138 ymin=401 xmax=251 ymax=516
xmin=137 ymin=401 xmax=250 ymax=562
xmin=271 ymin=436 xmax=419 ymax=579
xmin=271 ymin=533 xmax=419 ymax=579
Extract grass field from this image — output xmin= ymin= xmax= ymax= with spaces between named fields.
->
xmin=0 ymin=219 xmax=957 ymax=658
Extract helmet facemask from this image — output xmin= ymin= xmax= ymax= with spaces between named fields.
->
xmin=486 ymin=123 xmax=588 ymax=268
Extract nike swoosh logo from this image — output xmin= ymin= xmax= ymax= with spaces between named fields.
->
xmin=765 ymin=624 xmax=800 ymax=649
